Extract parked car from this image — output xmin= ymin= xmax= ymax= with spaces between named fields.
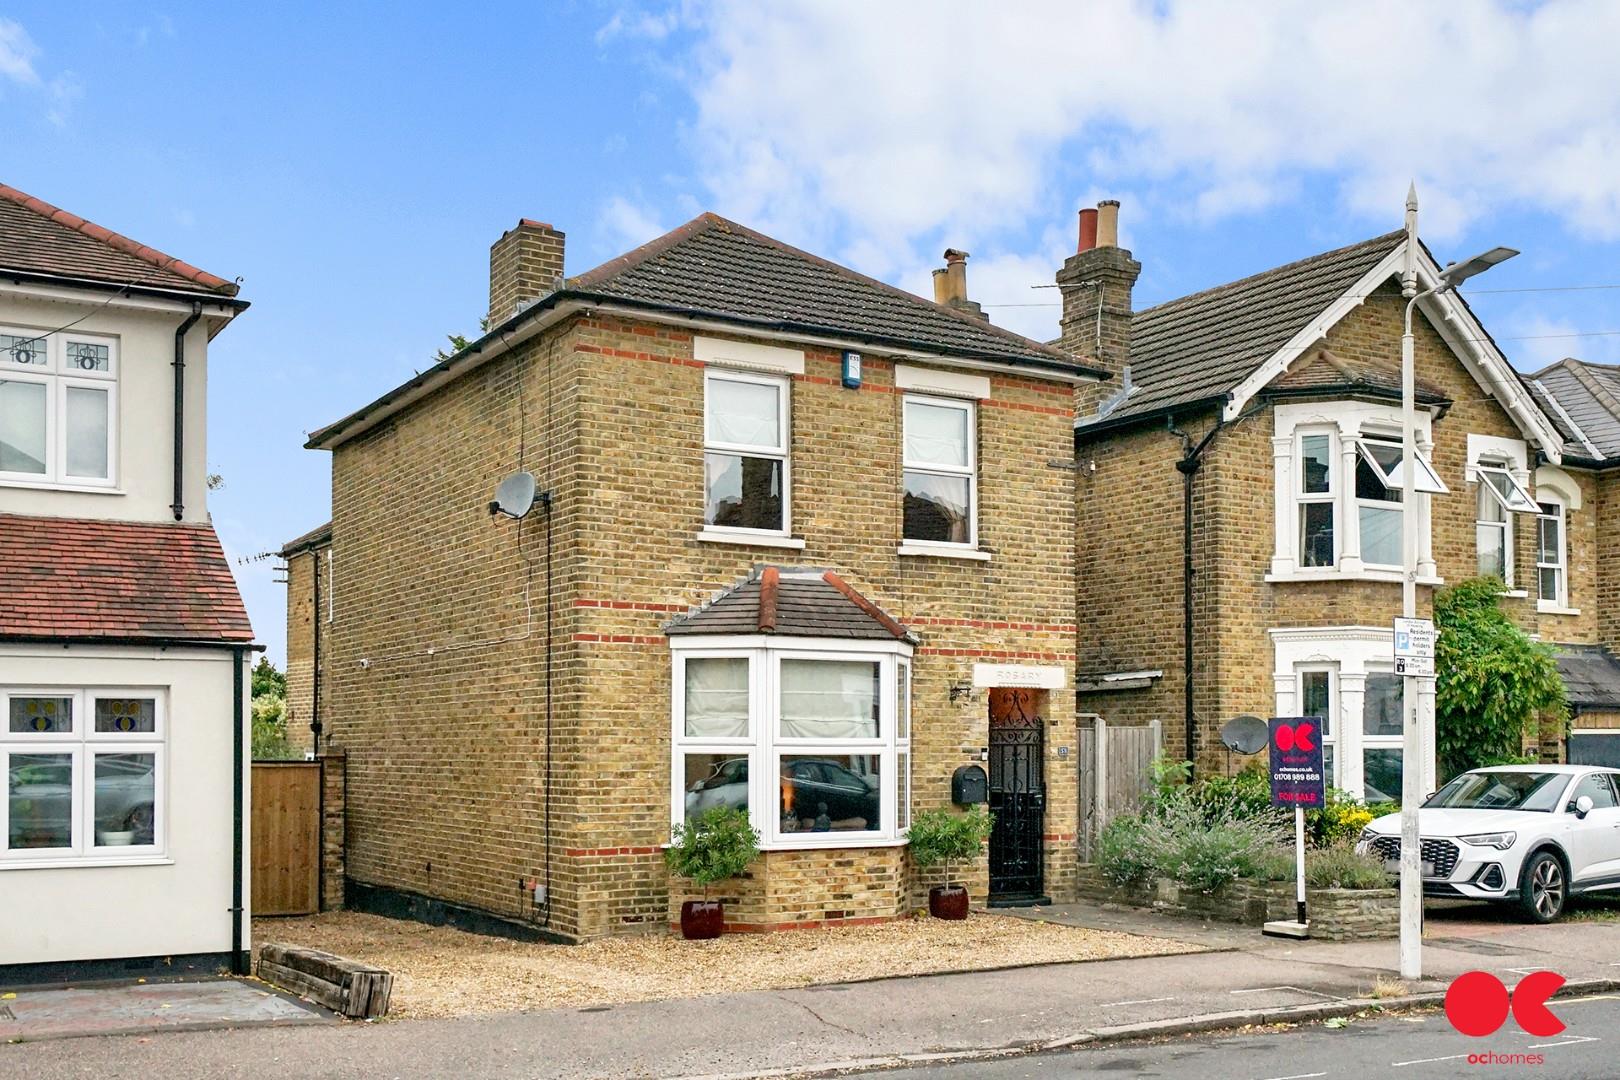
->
xmin=1356 ymin=764 xmax=1620 ymax=923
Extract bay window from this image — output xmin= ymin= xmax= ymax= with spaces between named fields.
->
xmin=1537 ymin=499 xmax=1567 ymax=608
xmin=1300 ymin=668 xmax=1335 ymax=787
xmin=3 ymin=688 xmax=164 ymax=864
xmin=0 ymin=328 xmax=117 ymax=487
xmin=1361 ymin=672 xmax=1403 ymax=804
xmin=704 ymin=370 xmax=789 ymax=534
xmin=902 ymin=396 xmax=976 ymax=547
xmin=672 ymin=641 xmax=912 ymax=847
xmin=1298 ymin=432 xmax=1335 ymax=567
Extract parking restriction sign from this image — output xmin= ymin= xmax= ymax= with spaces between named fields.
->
xmin=1394 ymin=616 xmax=1436 ymax=678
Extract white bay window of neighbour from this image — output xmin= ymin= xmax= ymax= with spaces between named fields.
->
xmin=704 ymin=371 xmax=788 ymax=533
xmin=3 ymin=689 xmax=164 ymax=863
xmin=672 ymin=647 xmax=911 ymax=847
xmin=0 ymin=329 xmax=117 ymax=486
xmin=1537 ymin=500 xmax=1567 ymax=606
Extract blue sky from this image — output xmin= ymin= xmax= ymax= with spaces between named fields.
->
xmin=5 ymin=1 xmax=1620 ymax=665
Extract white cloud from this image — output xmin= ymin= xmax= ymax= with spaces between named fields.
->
xmin=0 ymin=18 xmax=40 ymax=86
xmin=599 ymin=195 xmax=667 ymax=253
xmin=597 ymin=6 xmax=682 ymax=45
xmin=671 ymin=0 xmax=1620 ymax=262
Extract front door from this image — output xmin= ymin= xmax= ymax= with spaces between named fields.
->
xmin=988 ymin=688 xmax=1045 ymax=902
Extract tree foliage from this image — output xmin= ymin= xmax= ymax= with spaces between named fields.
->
xmin=251 ymin=657 xmax=298 ymax=760
xmin=907 ymin=805 xmax=994 ymax=887
xmin=1435 ymin=577 xmax=1566 ymax=778
xmin=665 ymin=806 xmax=759 ymax=895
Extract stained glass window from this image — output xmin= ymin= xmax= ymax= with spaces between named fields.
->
xmin=0 ymin=333 xmax=46 ymax=366
xmin=66 ymin=341 xmax=110 ymax=373
xmin=9 ymin=695 xmax=72 ymax=734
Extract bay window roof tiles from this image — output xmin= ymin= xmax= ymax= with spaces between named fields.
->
xmin=665 ymin=566 xmax=912 ymax=641
xmin=0 ymin=513 xmax=254 ymax=644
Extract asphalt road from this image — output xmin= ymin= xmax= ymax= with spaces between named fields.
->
xmin=868 ymin=993 xmax=1620 ymax=1079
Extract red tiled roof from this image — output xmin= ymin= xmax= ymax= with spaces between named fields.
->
xmin=0 ymin=514 xmax=254 ymax=644
xmin=0 ymin=183 xmax=239 ymax=297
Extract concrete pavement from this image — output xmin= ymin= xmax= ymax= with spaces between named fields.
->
xmin=5 ymin=901 xmax=1620 ymax=1078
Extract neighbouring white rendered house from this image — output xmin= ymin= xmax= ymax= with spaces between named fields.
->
xmin=0 ymin=183 xmax=254 ymax=984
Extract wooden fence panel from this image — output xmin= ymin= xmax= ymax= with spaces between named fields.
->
xmin=252 ymin=762 xmax=321 ymax=916
xmin=1077 ymin=720 xmax=1162 ymax=863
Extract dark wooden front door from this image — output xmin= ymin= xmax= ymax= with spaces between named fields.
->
xmin=987 ymin=688 xmax=1045 ymax=901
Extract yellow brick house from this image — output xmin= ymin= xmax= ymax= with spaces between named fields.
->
xmin=1067 ymin=206 xmax=1614 ymax=802
xmin=288 ymin=215 xmax=1104 ymax=940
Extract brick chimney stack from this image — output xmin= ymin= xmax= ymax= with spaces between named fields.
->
xmin=1057 ymin=199 xmax=1140 ymax=375
xmin=489 ymin=219 xmax=566 ymax=325
xmin=935 ymin=248 xmax=987 ymax=321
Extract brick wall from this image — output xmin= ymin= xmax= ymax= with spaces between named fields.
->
xmin=1600 ymin=472 xmax=1620 ymax=653
xmin=319 ymin=749 xmax=346 ymax=910
xmin=318 ymin=313 xmax=1080 ymax=938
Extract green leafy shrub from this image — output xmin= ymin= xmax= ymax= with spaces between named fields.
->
xmin=1245 ymin=846 xmax=1297 ymax=883
xmin=1096 ymin=814 xmax=1154 ymax=886
xmin=1305 ymin=843 xmax=1392 ymax=890
xmin=1308 ymin=794 xmax=1377 ymax=848
xmin=666 ymin=806 xmax=759 ymax=895
xmin=1436 ymin=577 xmax=1567 ymax=778
xmin=908 ymin=806 xmax=993 ymax=888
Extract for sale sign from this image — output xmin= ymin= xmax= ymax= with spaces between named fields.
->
xmin=1269 ymin=717 xmax=1326 ymax=808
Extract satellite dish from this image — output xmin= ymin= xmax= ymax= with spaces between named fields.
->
xmin=490 ymin=471 xmax=538 ymax=519
xmin=1220 ymin=714 xmax=1269 ymax=755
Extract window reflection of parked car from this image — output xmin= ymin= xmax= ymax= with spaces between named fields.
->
xmin=7 ymin=756 xmax=154 ymax=849
xmin=781 ymin=759 xmax=879 ymax=830
xmin=685 ymin=757 xmax=749 ymax=817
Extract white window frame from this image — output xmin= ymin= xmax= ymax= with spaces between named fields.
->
xmin=1537 ymin=497 xmax=1569 ymax=611
xmin=670 ymin=637 xmax=912 ymax=851
xmin=1295 ymin=427 xmax=1338 ymax=569
xmin=901 ymin=393 xmax=978 ymax=551
xmin=1476 ymin=469 xmax=1514 ymax=586
xmin=1270 ymin=403 xmax=1441 ymax=584
xmin=1359 ymin=667 xmax=1404 ymax=803
xmin=1297 ymin=666 xmax=1338 ymax=790
xmin=1477 ymin=463 xmax=1539 ymax=515
xmin=2 ymin=687 xmax=166 ymax=867
xmin=702 ymin=369 xmax=791 ymax=539
xmin=0 ymin=327 xmax=118 ymax=489
xmin=1351 ymin=434 xmax=1406 ymax=570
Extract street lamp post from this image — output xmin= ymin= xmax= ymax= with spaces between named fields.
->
xmin=1398 ymin=184 xmax=1518 ymax=980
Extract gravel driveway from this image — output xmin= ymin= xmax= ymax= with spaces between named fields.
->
xmin=252 ymin=910 xmax=1201 ymax=1018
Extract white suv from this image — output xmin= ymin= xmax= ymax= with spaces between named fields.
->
xmin=1356 ymin=764 xmax=1620 ymax=923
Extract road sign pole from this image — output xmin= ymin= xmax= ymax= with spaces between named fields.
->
xmin=1399 ymin=189 xmax=1423 ymax=980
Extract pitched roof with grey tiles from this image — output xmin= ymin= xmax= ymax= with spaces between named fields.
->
xmin=1083 ymin=230 xmax=1405 ymax=428
xmin=1555 ymin=645 xmax=1620 ymax=709
xmin=1529 ymin=358 xmax=1620 ymax=464
xmin=0 ymin=183 xmax=240 ymax=298
xmin=307 ymin=213 xmax=1100 ymax=448
xmin=571 ymin=213 xmax=1097 ymax=375
xmin=665 ymin=566 xmax=912 ymax=641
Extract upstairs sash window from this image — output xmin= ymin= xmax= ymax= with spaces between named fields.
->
xmin=902 ymin=396 xmax=976 ymax=546
xmin=704 ymin=371 xmax=789 ymax=534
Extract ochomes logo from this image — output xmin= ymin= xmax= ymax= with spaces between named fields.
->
xmin=1272 ymin=721 xmax=1316 ymax=753
xmin=1445 ymin=969 xmax=1566 ymax=1038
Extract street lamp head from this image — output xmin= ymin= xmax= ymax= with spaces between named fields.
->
xmin=1439 ymin=246 xmax=1519 ymax=288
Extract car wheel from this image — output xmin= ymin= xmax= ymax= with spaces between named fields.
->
xmin=1518 ymin=851 xmax=1566 ymax=923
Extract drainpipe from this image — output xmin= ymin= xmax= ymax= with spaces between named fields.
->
xmin=172 ymin=303 xmax=203 ymax=521
xmin=310 ymin=548 xmax=322 ymax=756
xmin=232 ymin=645 xmax=247 ymax=974
xmin=1169 ymin=415 xmax=1227 ymax=782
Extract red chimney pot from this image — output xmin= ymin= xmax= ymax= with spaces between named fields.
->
xmin=1077 ymin=208 xmax=1099 ymax=253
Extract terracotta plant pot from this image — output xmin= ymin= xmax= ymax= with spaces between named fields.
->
xmin=928 ymin=884 xmax=969 ymax=920
xmin=680 ymin=899 xmax=725 ymax=939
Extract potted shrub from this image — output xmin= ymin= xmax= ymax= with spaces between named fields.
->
xmin=665 ymin=805 xmax=760 ymax=939
xmin=907 ymin=806 xmax=993 ymax=919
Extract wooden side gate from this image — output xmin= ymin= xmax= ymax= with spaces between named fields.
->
xmin=252 ymin=761 xmax=321 ymax=916
xmin=1077 ymin=719 xmax=1162 ymax=862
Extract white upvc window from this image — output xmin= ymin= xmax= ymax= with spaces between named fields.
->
xmin=1537 ymin=498 xmax=1568 ymax=609
xmin=1476 ymin=475 xmax=1512 ymax=584
xmin=0 ymin=328 xmax=118 ymax=488
xmin=671 ymin=639 xmax=912 ymax=849
xmin=902 ymin=395 xmax=977 ymax=548
xmin=1360 ymin=669 xmax=1404 ymax=804
xmin=1298 ymin=667 xmax=1336 ymax=788
xmin=2 ymin=688 xmax=166 ymax=865
xmin=703 ymin=369 xmax=790 ymax=536
xmin=1296 ymin=430 xmax=1337 ymax=568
